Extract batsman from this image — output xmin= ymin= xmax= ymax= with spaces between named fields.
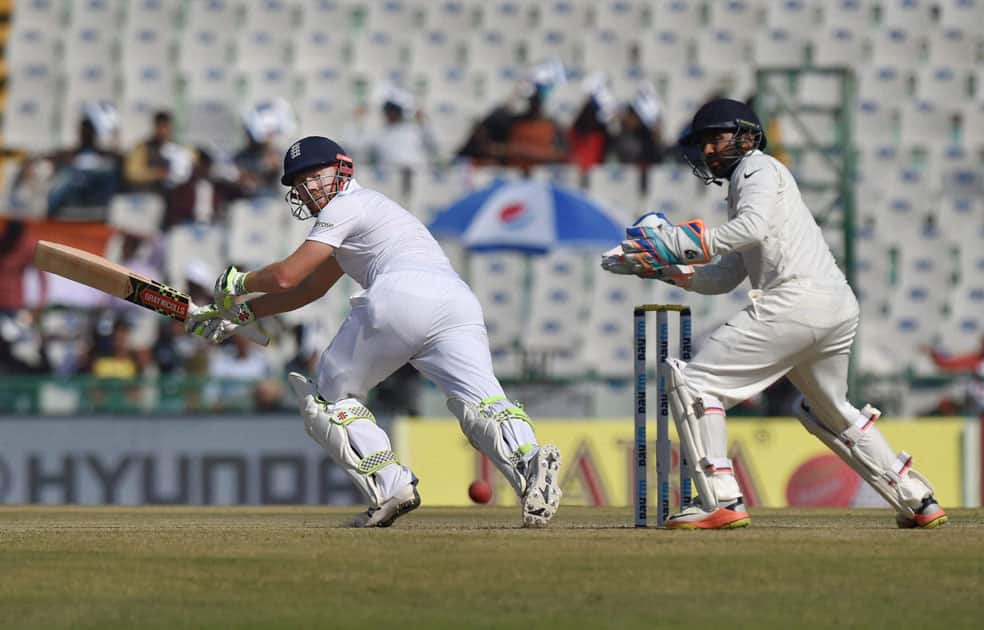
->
xmin=603 ymin=98 xmax=948 ymax=530
xmin=184 ymin=136 xmax=561 ymax=528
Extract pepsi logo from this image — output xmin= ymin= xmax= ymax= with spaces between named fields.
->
xmin=498 ymin=202 xmax=535 ymax=230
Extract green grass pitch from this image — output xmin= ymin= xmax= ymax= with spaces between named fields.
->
xmin=1 ymin=506 xmax=982 ymax=629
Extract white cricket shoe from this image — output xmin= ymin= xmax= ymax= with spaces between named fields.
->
xmin=520 ymin=444 xmax=562 ymax=528
xmin=353 ymin=481 xmax=421 ymax=528
xmin=665 ymin=497 xmax=751 ymax=530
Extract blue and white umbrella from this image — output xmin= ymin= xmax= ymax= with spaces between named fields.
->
xmin=428 ymin=178 xmax=629 ymax=253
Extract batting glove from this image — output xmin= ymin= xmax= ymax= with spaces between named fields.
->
xmin=213 ymin=265 xmax=250 ymax=311
xmin=186 ymin=301 xmax=257 ymax=336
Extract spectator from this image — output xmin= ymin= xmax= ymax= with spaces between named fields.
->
xmin=456 ymin=102 xmax=517 ymax=166
xmin=362 ymin=85 xmax=437 ymax=171
xmin=206 ymin=333 xmax=275 ymax=409
xmin=46 ymin=107 xmax=123 ymax=217
xmin=123 ymin=111 xmax=194 ymax=208
xmin=927 ymin=338 xmax=984 ymax=415
xmin=567 ymin=74 xmax=617 ymax=174
xmin=230 ymin=99 xmax=297 ymax=198
xmin=87 ymin=319 xmax=141 ymax=379
xmin=502 ymin=86 xmax=567 ymax=175
xmin=609 ymin=83 xmax=665 ymax=168
xmin=0 ymin=220 xmax=40 ymax=314
xmin=164 ymin=147 xmax=232 ymax=228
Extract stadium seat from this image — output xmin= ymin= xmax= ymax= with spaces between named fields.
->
xmin=179 ymin=28 xmax=235 ymax=74
xmin=165 ymin=223 xmax=226 ymax=292
xmin=894 ymin=227 xmax=955 ymax=290
xmin=870 ymin=29 xmax=925 ymax=68
xmin=797 ymin=73 xmax=843 ymax=108
xmin=939 ymin=0 xmax=984 ymax=29
xmin=243 ymin=0 xmax=296 ymax=32
xmin=534 ymin=0 xmax=588 ymax=31
xmin=853 ymin=99 xmax=899 ymax=146
xmin=408 ymin=166 xmax=468 ymax=223
xmin=235 ymin=28 xmax=292 ymax=72
xmin=811 ymin=27 xmax=865 ymax=68
xmin=879 ymin=0 xmax=934 ymax=36
xmin=856 ymin=65 xmax=912 ymax=103
xmin=68 ymin=0 xmax=123 ymax=31
xmin=226 ymin=197 xmax=285 ymax=269
xmin=916 ymin=66 xmax=971 ymax=105
xmin=351 ymin=29 xmax=409 ymax=82
xmin=185 ymin=100 xmax=242 ymax=156
xmin=185 ymin=0 xmax=241 ymax=32
xmin=125 ymin=0 xmax=180 ymax=27
xmin=242 ymin=67 xmax=296 ymax=108
xmin=645 ymin=164 xmax=696 ymax=216
xmin=11 ymin=0 xmax=66 ymax=30
xmin=765 ymin=0 xmax=817 ymax=32
xmin=900 ymin=100 xmax=956 ymax=149
xmin=428 ymin=101 xmax=479 ymax=162
xmin=774 ymin=111 xmax=839 ymax=148
xmin=638 ymin=29 xmax=693 ymax=70
xmin=592 ymin=0 xmax=643 ymax=32
xmin=122 ymin=24 xmax=175 ymax=69
xmin=425 ymin=0 xmax=477 ymax=31
xmin=468 ymin=252 xmax=527 ymax=349
xmin=524 ymin=251 xmax=590 ymax=355
xmin=578 ymin=29 xmax=632 ymax=73
xmin=184 ymin=65 xmax=237 ymax=104
xmin=938 ymin=307 xmax=984 ymax=355
xmin=652 ymin=0 xmax=703 ymax=31
xmin=296 ymin=95 xmax=357 ymax=139
xmin=365 ymin=0 xmax=419 ymax=33
xmin=466 ymin=29 xmax=522 ymax=73
xmin=2 ymin=64 xmax=58 ymax=153
xmin=64 ymin=25 xmax=117 ymax=70
xmin=588 ymin=164 xmax=642 ymax=216
xmin=109 ymin=193 xmax=165 ymax=238
xmin=708 ymin=0 xmax=762 ymax=32
xmin=935 ymin=196 xmax=981 ymax=243
xmin=581 ymin=268 xmax=647 ymax=379
xmin=5 ymin=26 xmax=60 ymax=68
xmin=925 ymin=145 xmax=982 ymax=196
xmin=60 ymin=65 xmax=118 ymax=145
xmin=752 ymin=28 xmax=807 ymax=68
xmin=294 ymin=29 xmax=350 ymax=73
xmin=697 ymin=29 xmax=752 ymax=70
xmin=411 ymin=29 xmax=466 ymax=76
xmin=541 ymin=80 xmax=584 ymax=128
xmin=524 ymin=28 xmax=577 ymax=67
xmin=481 ymin=1 xmax=533 ymax=34
xmin=927 ymin=29 xmax=980 ymax=71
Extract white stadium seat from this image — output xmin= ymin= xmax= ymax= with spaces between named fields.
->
xmin=6 ymin=26 xmax=60 ymax=68
xmin=959 ymin=103 xmax=984 ymax=151
xmin=467 ymin=29 xmax=522 ymax=72
xmin=12 ymin=0 xmax=66 ymax=30
xmin=592 ymin=0 xmax=642 ymax=32
xmin=856 ymin=65 xmax=912 ymax=103
xmin=109 ymin=194 xmax=165 ymax=238
xmin=122 ymin=24 xmax=175 ymax=69
xmin=880 ymin=0 xmax=934 ymax=36
xmin=900 ymin=100 xmax=955 ymax=149
xmin=179 ymin=28 xmax=235 ymax=74
xmin=524 ymin=28 xmax=577 ymax=67
xmin=870 ymin=29 xmax=925 ymax=68
xmin=244 ymin=0 xmax=296 ymax=32
xmin=752 ymin=28 xmax=807 ymax=68
xmin=185 ymin=0 xmax=241 ymax=32
xmin=365 ymin=0 xmax=419 ymax=33
xmin=68 ymin=0 xmax=123 ymax=31
xmin=426 ymin=0 xmax=477 ymax=32
xmin=2 ymin=63 xmax=58 ymax=153
xmin=708 ymin=0 xmax=763 ymax=33
xmin=765 ymin=0 xmax=817 ymax=32
xmin=469 ymin=252 xmax=527 ymax=348
xmin=638 ymin=29 xmax=693 ymax=70
xmin=928 ymin=29 xmax=981 ymax=71
xmin=916 ymin=66 xmax=971 ymax=104
xmin=939 ymin=0 xmax=984 ymax=29
xmin=652 ymin=0 xmax=703 ymax=31
xmin=524 ymin=251 xmax=590 ymax=354
xmin=579 ymin=29 xmax=633 ymax=72
xmin=235 ymin=28 xmax=292 ymax=71
xmin=294 ymin=28 xmax=349 ymax=73
xmin=482 ymin=1 xmax=534 ymax=35
xmin=226 ymin=198 xmax=285 ymax=269
xmin=853 ymin=99 xmax=898 ymax=146
xmin=812 ymin=27 xmax=865 ymax=68
xmin=351 ymin=29 xmax=409 ymax=82
xmin=588 ymin=164 xmax=643 ymax=216
xmin=165 ymin=224 xmax=226 ymax=292
xmin=797 ymin=73 xmax=842 ymax=108
xmin=64 ymin=25 xmax=117 ymax=70
xmin=242 ymin=67 xmax=296 ymax=107
xmin=535 ymin=0 xmax=588 ymax=31
xmin=126 ymin=0 xmax=180 ymax=28
xmin=697 ymin=29 xmax=752 ymax=70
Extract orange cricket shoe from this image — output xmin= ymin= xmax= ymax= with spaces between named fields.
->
xmin=665 ymin=498 xmax=751 ymax=530
xmin=896 ymin=496 xmax=948 ymax=529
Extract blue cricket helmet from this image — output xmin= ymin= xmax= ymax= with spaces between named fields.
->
xmin=281 ymin=136 xmax=354 ymax=186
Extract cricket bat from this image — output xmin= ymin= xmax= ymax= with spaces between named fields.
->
xmin=32 ymin=240 xmax=269 ymax=346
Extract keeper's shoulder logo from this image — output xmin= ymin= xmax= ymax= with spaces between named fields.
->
xmin=313 ymin=221 xmax=334 ymax=231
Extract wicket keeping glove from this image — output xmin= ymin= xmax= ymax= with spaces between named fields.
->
xmin=621 ymin=212 xmax=711 ymax=267
xmin=213 ymin=265 xmax=250 ymax=311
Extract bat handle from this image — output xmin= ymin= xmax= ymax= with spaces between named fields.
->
xmin=238 ymin=322 xmax=271 ymax=346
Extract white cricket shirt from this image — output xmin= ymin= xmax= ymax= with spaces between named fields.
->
xmin=303 ymin=179 xmax=458 ymax=288
xmin=694 ymin=151 xmax=848 ymax=293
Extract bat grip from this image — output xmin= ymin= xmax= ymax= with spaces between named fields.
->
xmin=237 ymin=322 xmax=271 ymax=346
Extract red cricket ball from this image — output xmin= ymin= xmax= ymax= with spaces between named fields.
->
xmin=468 ymin=480 xmax=493 ymax=504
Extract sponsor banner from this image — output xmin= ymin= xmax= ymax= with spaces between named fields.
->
xmin=394 ymin=417 xmax=967 ymax=508
xmin=0 ymin=416 xmax=360 ymax=505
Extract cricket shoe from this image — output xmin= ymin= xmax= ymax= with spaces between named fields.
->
xmin=896 ymin=496 xmax=948 ymax=529
xmin=353 ymin=481 xmax=421 ymax=528
xmin=520 ymin=444 xmax=562 ymax=528
xmin=665 ymin=498 xmax=751 ymax=530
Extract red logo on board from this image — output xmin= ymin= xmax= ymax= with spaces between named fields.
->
xmin=139 ymin=288 xmax=187 ymax=318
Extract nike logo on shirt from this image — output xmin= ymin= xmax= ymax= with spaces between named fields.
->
xmin=743 ymin=169 xmax=761 ymax=179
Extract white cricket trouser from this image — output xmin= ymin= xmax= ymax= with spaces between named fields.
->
xmin=317 ymin=270 xmax=507 ymax=405
xmin=687 ymin=280 xmax=861 ymax=432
